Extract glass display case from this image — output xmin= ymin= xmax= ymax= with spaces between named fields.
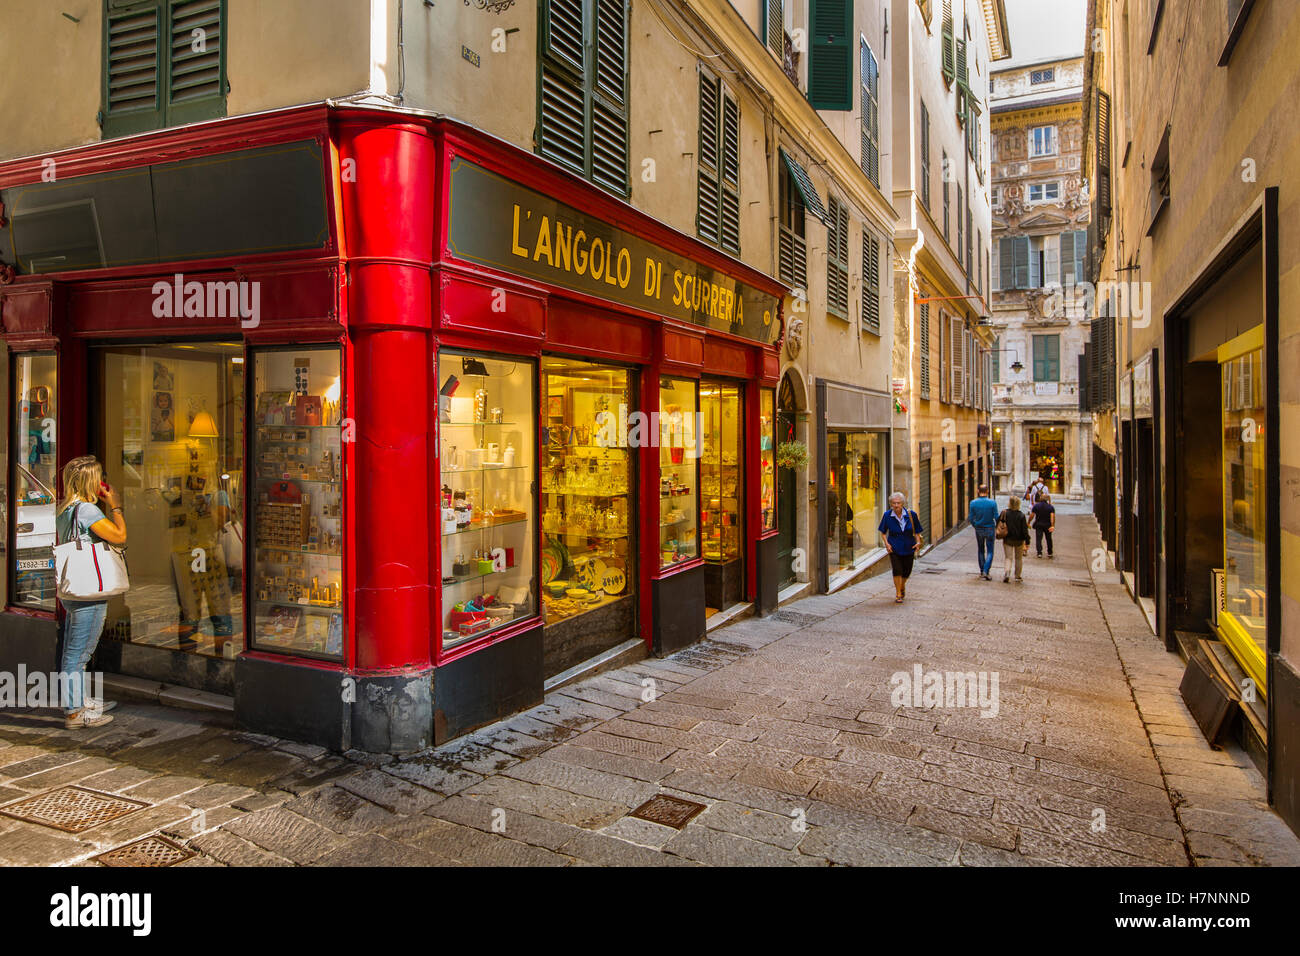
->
xmin=1221 ymin=341 xmax=1266 ymax=655
xmin=700 ymin=380 xmax=742 ymax=563
xmin=438 ymin=351 xmax=536 ymax=649
xmin=658 ymin=376 xmax=699 ymax=567
xmin=540 ymin=358 xmax=635 ymax=625
xmin=250 ymin=347 xmax=344 ymax=659
xmin=10 ymin=353 xmax=57 ymax=610
xmin=760 ymin=387 xmax=776 ymax=531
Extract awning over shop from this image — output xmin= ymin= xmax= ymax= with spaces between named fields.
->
xmin=779 ymin=148 xmax=831 ymax=227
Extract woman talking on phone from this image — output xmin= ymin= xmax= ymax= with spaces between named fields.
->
xmin=56 ymin=455 xmax=127 ymax=729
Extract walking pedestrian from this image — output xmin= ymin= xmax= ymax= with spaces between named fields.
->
xmin=968 ymin=485 xmax=999 ymax=580
xmin=56 ymin=455 xmax=127 ymax=729
xmin=878 ymin=492 xmax=924 ymax=603
xmin=997 ymin=496 xmax=1031 ymax=584
xmin=1031 ymin=492 xmax=1056 ymax=558
xmin=1024 ymin=472 xmax=1048 ymax=505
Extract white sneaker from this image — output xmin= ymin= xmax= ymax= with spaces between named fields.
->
xmin=84 ymin=698 xmax=119 ymax=716
xmin=65 ymin=709 xmax=114 ymax=729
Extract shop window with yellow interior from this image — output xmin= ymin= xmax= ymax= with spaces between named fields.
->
xmin=438 ymin=351 xmax=536 ymax=650
xmin=89 ymin=344 xmax=244 ymax=658
xmin=658 ymin=377 xmax=699 ymax=567
xmin=540 ymin=359 xmax=635 ymax=631
xmin=760 ymin=388 xmax=776 ymax=531
xmin=700 ymin=382 xmax=742 ymax=563
xmin=10 ymin=353 xmax=58 ymax=610
xmin=249 ymin=348 xmax=344 ymax=660
xmin=826 ymin=431 xmax=886 ymax=575
xmin=1217 ymin=328 xmax=1266 ymax=692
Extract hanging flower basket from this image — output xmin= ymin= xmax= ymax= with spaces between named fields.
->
xmin=776 ymin=440 xmax=809 ymax=471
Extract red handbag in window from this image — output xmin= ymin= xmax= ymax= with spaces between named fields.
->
xmin=267 ymin=480 xmax=302 ymax=503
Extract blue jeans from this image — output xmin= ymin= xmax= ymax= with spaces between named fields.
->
xmin=60 ymin=599 xmax=107 ymax=715
xmin=975 ymin=529 xmax=996 ymax=575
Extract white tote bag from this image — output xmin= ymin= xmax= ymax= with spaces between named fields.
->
xmin=54 ymin=504 xmax=130 ymax=601
xmin=219 ymin=519 xmax=244 ymax=572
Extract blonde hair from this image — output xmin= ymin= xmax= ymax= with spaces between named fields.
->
xmin=1008 ymin=496 xmax=1021 ymax=510
xmin=60 ymin=455 xmax=103 ymax=513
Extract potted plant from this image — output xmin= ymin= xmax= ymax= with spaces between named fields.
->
xmin=776 ymin=440 xmax=809 ymax=471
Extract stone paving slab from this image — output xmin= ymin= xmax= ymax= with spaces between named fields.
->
xmin=3 ymin=513 xmax=1300 ymax=867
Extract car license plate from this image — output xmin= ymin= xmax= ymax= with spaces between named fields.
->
xmin=17 ymin=558 xmax=54 ymax=571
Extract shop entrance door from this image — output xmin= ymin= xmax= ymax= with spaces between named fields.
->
xmin=917 ymin=459 xmax=931 ymax=547
xmin=540 ymin=357 xmax=638 ymax=677
xmin=957 ymin=464 xmax=966 ymax=521
xmin=943 ymin=468 xmax=954 ymax=532
xmin=775 ymin=409 xmax=797 ymax=588
xmin=1027 ymin=426 xmax=1067 ymax=495
xmin=700 ymin=379 xmax=744 ymax=615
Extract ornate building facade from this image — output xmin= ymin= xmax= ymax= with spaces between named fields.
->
xmin=988 ymin=54 xmax=1091 ymax=500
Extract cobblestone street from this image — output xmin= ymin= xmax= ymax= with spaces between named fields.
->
xmin=2 ymin=511 xmax=1297 ymax=867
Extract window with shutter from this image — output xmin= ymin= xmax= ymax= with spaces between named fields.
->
xmin=1033 ymin=334 xmax=1060 ymax=382
xmin=102 ymin=0 xmax=226 ymax=138
xmin=764 ymin=0 xmax=785 ymax=60
xmin=920 ymin=303 xmax=931 ymax=400
xmin=941 ymin=0 xmax=955 ymax=84
xmin=942 ymin=151 xmax=950 ymax=241
xmin=956 ymin=184 xmax=963 ymax=259
xmin=861 ymin=229 xmax=880 ymax=334
xmin=697 ymin=73 xmax=741 ymax=254
xmin=809 ymin=0 xmax=853 ymax=110
xmin=952 ymin=319 xmax=965 ymax=405
xmin=1012 ymin=236 xmax=1030 ymax=289
xmin=860 ymin=40 xmax=879 ymax=187
xmin=1095 ymin=88 xmax=1112 ymax=229
xmin=826 ymin=197 xmax=849 ymax=318
xmin=539 ymin=0 xmax=629 ymax=196
xmin=777 ymin=160 xmax=807 ymax=289
xmin=939 ymin=311 xmax=950 ymax=403
xmin=991 ymin=335 xmax=1000 ymax=383
xmin=920 ymin=101 xmax=931 ymax=211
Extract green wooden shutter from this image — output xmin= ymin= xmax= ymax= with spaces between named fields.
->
xmin=764 ymin=0 xmax=784 ymax=59
xmin=955 ymin=37 xmax=967 ymax=90
xmin=992 ymin=335 xmax=1000 ymax=383
xmin=166 ymin=0 xmax=225 ymax=125
xmin=1013 ymin=236 xmax=1030 ymax=289
xmin=860 ymin=40 xmax=879 ymax=187
xmin=862 ymin=229 xmax=880 ymax=333
xmin=826 ymin=197 xmax=849 ymax=318
xmin=103 ymin=0 xmax=163 ymax=137
xmin=941 ymin=0 xmax=955 ymax=83
xmin=720 ymin=91 xmax=741 ymax=254
xmin=697 ymin=72 xmax=720 ymax=246
xmin=920 ymin=303 xmax=931 ymax=399
xmin=1047 ymin=334 xmax=1060 ymax=380
xmin=590 ymin=0 xmax=628 ymax=193
xmin=539 ymin=0 xmax=587 ymax=174
xmin=809 ymin=0 xmax=853 ymax=111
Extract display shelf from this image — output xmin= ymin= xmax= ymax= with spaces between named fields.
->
xmin=443 ymin=465 xmax=528 ymax=477
xmin=441 ymin=515 xmax=528 ymax=537
xmin=443 ymin=420 xmax=518 ymax=426
xmin=257 ymin=599 xmax=342 ymax=614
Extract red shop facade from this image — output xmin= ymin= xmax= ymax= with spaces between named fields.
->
xmin=0 ymin=105 xmax=784 ymax=752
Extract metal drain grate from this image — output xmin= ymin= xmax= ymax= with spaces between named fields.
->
xmin=628 ymin=794 xmax=708 ymax=829
xmin=770 ymin=610 xmax=827 ymax=627
xmin=1021 ymin=616 xmax=1067 ymax=630
xmin=94 ymin=835 xmax=195 ymax=868
xmin=0 ymin=786 xmax=148 ymax=833
xmin=920 ymin=568 xmax=947 ymax=574
xmin=1069 ymin=580 xmax=1093 ymax=588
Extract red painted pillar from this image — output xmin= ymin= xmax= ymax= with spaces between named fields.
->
xmin=336 ymin=115 xmax=437 ymax=672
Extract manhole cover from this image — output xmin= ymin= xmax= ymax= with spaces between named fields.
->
xmin=1021 ymin=616 xmax=1067 ymax=630
xmin=628 ymin=794 xmax=707 ymax=829
xmin=770 ymin=610 xmax=826 ymax=627
xmin=0 ymin=786 xmax=148 ymax=833
xmin=94 ymin=835 xmax=195 ymax=868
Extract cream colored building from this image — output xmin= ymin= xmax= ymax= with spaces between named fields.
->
xmin=891 ymin=0 xmax=1010 ymax=543
xmin=1084 ymin=0 xmax=1300 ymax=838
xmin=988 ymin=53 xmax=1092 ymax=501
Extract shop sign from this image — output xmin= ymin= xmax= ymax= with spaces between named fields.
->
xmin=447 ymin=158 xmax=781 ymax=344
xmin=918 ymin=441 xmax=932 ymax=460
xmin=1034 ymin=382 xmax=1058 ymax=396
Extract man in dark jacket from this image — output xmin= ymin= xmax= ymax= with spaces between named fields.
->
xmin=1031 ymin=493 xmax=1056 ymax=558
xmin=998 ymin=497 xmax=1031 ymax=583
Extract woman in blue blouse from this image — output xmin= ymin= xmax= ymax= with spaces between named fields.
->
xmin=878 ymin=492 xmax=924 ymax=603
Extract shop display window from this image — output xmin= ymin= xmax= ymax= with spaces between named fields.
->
xmin=438 ymin=351 xmax=536 ymax=649
xmin=826 ymin=431 xmax=887 ymax=574
xmin=541 ymin=358 xmax=635 ymax=625
xmin=700 ymin=381 xmax=742 ymax=562
xmin=658 ymin=377 xmax=699 ymax=567
xmin=250 ymin=347 xmax=343 ymax=659
xmin=94 ymin=344 xmax=245 ymax=657
xmin=760 ymin=388 xmax=776 ymax=531
xmin=9 ymin=353 xmax=57 ymax=610
xmin=1221 ymin=340 xmax=1266 ymax=658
